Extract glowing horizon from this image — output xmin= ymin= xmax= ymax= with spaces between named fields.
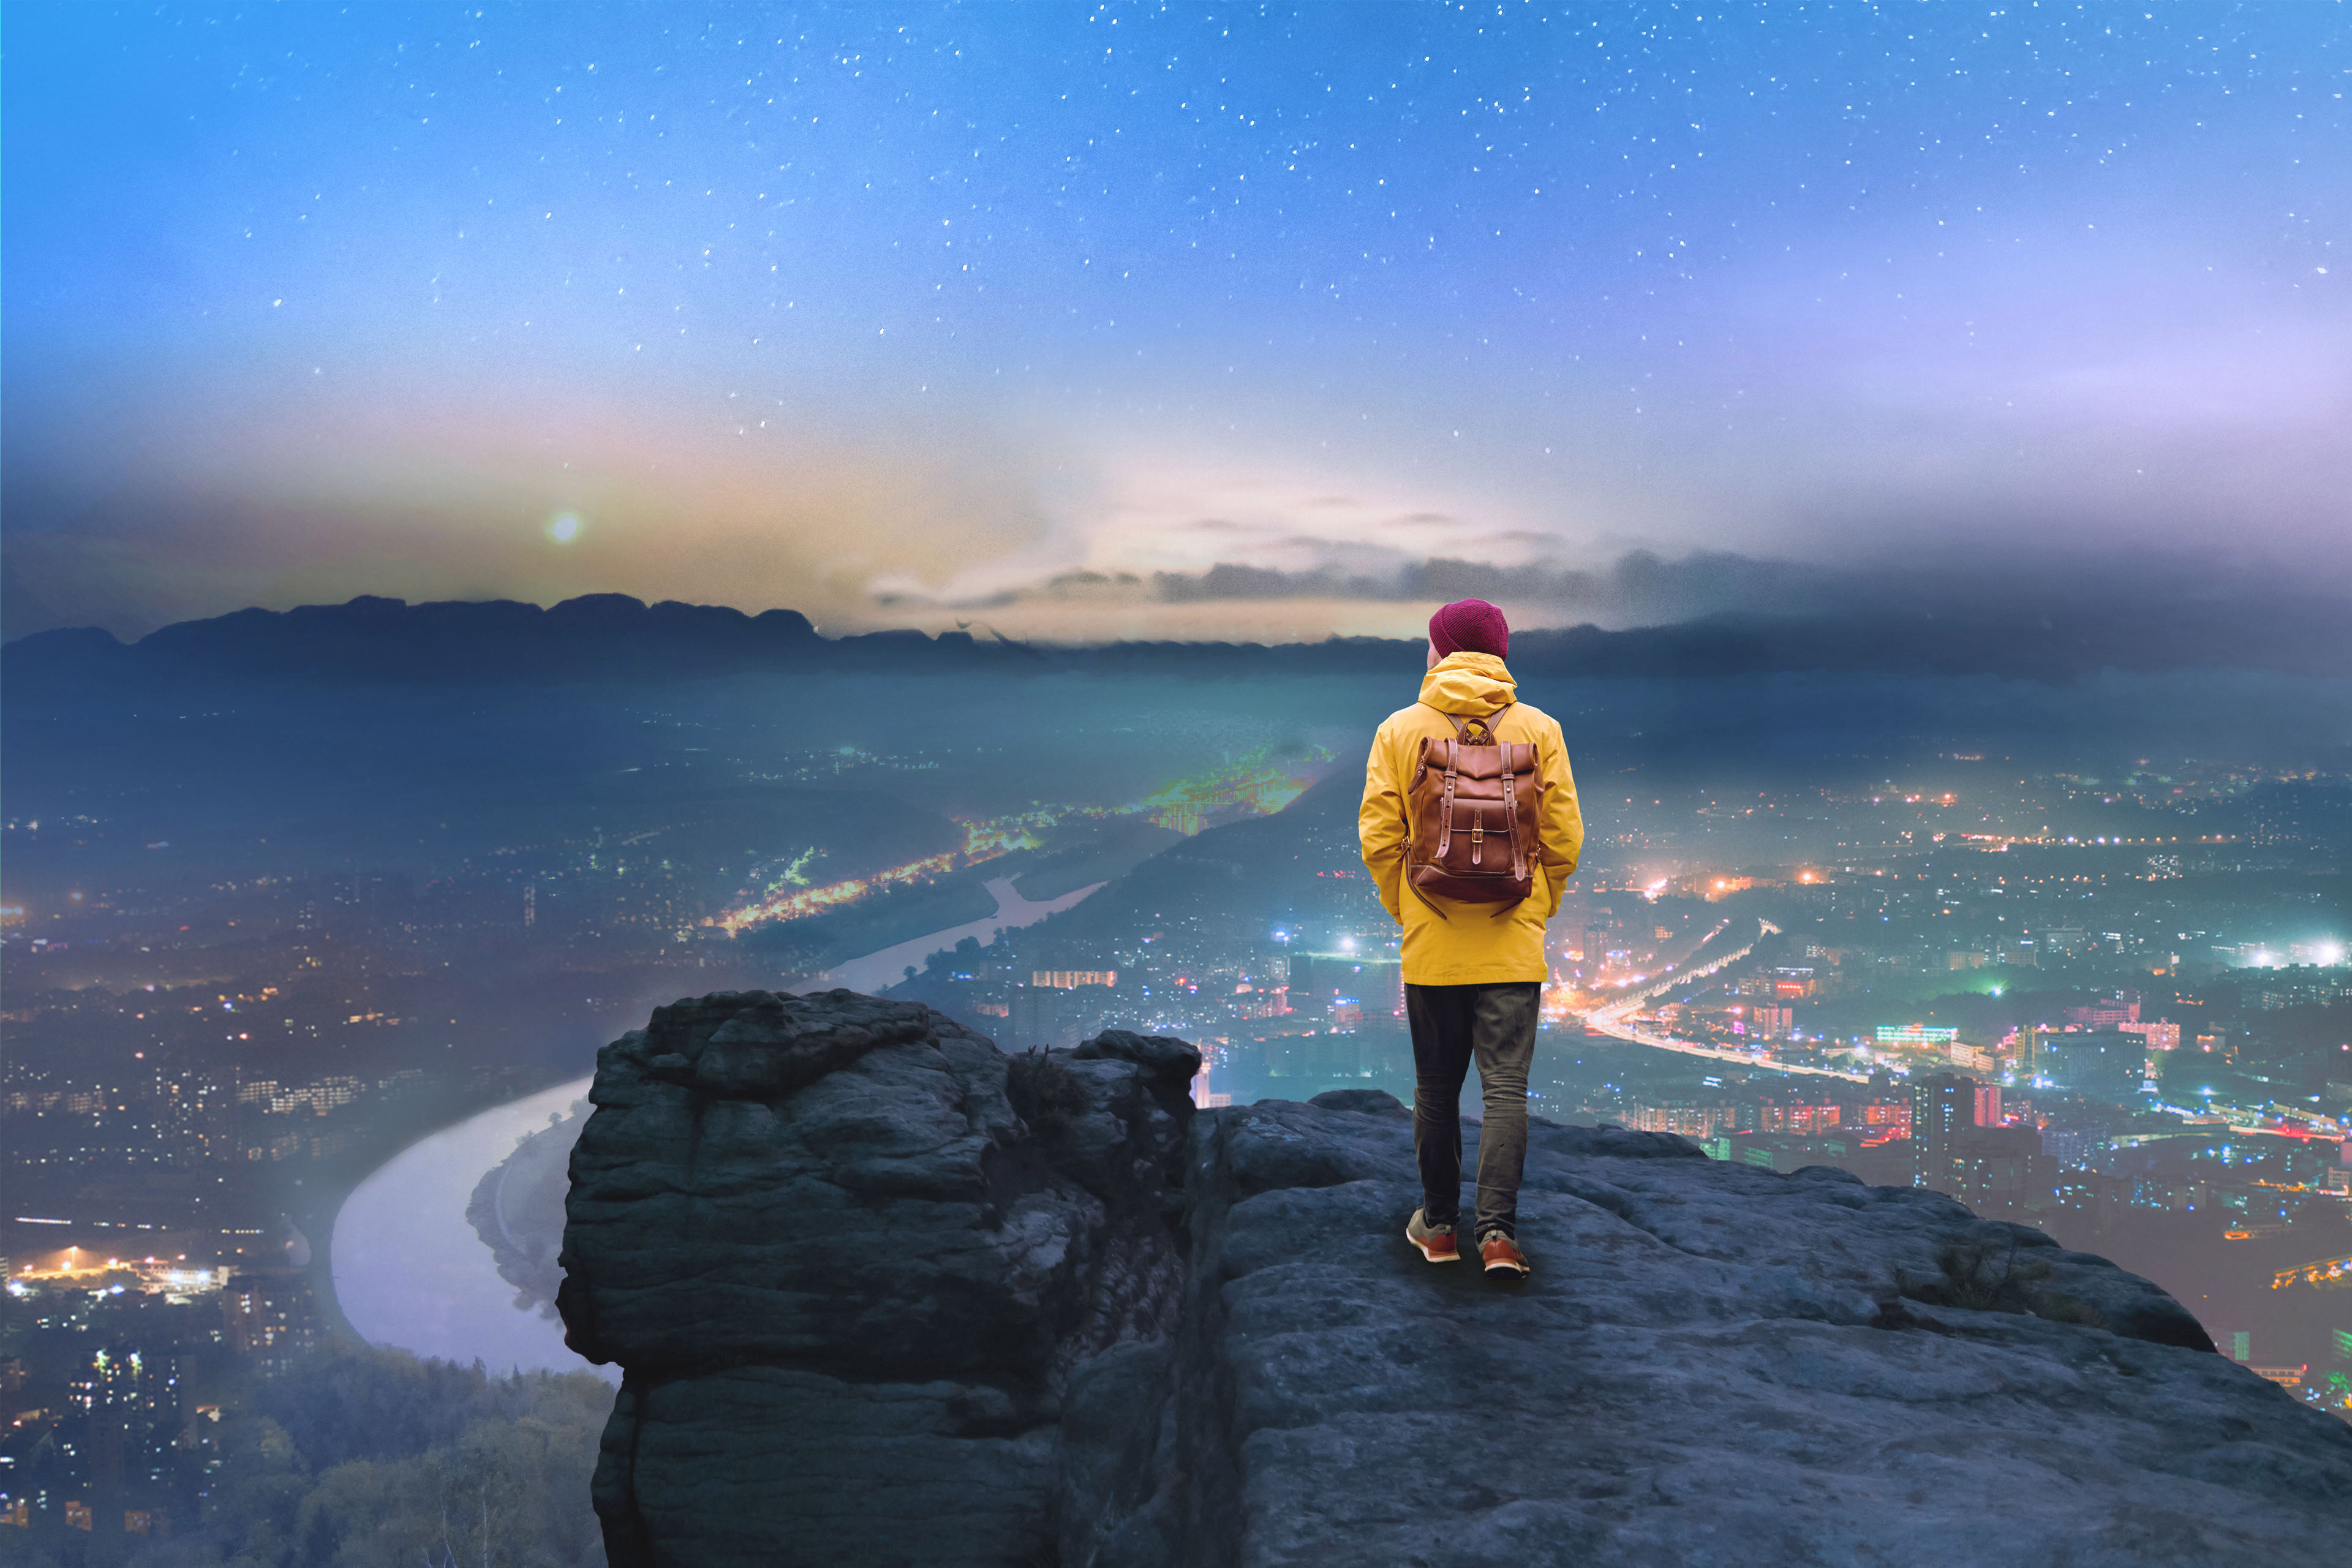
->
xmin=6 ymin=5 xmax=2348 ymax=640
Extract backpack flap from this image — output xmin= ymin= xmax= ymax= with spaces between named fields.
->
xmin=1404 ymin=704 xmax=1539 ymax=910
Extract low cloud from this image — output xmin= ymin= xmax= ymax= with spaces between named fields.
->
xmin=11 ymin=354 xmax=2350 ymax=662
xmin=1147 ymin=551 xmax=1838 ymax=620
xmin=853 ymin=540 xmax=2352 ymax=674
xmin=876 ymin=545 xmax=1904 ymax=631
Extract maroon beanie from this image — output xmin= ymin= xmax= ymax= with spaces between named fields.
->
xmin=1428 ymin=598 xmax=1509 ymax=659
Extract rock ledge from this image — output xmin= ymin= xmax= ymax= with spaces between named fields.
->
xmin=559 ymin=991 xmax=2352 ymax=1566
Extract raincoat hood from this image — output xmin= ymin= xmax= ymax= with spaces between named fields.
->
xmin=1417 ymin=652 xmax=1517 ymax=717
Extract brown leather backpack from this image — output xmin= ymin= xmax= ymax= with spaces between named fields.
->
xmin=1404 ymin=704 xmax=1540 ymax=915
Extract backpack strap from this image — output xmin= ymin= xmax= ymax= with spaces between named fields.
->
xmin=1435 ymin=739 xmax=1459 ymax=861
xmin=1431 ymin=702 xmax=1512 ymax=745
xmin=1402 ymin=731 xmax=1448 ymax=919
xmin=1503 ymin=750 xmax=1526 ymax=883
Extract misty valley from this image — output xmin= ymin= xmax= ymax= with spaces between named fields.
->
xmin=6 ymin=605 xmax=2352 ymax=1561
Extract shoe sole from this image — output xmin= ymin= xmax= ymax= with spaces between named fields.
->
xmin=1404 ymin=1221 xmax=1460 ymax=1264
xmin=1479 ymin=1240 xmax=1531 ymax=1278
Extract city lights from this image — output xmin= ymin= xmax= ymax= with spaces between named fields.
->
xmin=11 ymin=622 xmax=2352 ymax=1476
xmin=717 ymin=750 xmax=1334 ymax=937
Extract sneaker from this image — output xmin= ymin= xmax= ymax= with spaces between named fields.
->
xmin=1405 ymin=1208 xmax=1460 ymax=1264
xmin=1479 ymin=1231 xmax=1530 ymax=1278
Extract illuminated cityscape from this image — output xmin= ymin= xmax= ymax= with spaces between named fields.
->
xmin=8 ymin=0 xmax=2352 ymax=1553
xmin=883 ymin=755 xmax=2352 ymax=1428
xmin=715 ymin=747 xmax=1324 ymax=935
xmin=9 ymin=690 xmax=2351 ymax=1539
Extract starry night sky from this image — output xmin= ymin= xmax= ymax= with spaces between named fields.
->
xmin=4 ymin=3 xmax=2346 ymax=641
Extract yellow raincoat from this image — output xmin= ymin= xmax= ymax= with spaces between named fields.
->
xmin=1358 ymin=653 xmax=1584 ymax=985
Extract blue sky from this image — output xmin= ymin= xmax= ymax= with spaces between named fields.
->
xmin=5 ymin=2 xmax=2346 ymax=639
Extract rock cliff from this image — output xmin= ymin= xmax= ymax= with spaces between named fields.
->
xmin=558 ymin=991 xmax=2352 ymax=1566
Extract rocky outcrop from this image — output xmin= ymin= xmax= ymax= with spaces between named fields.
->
xmin=557 ymin=991 xmax=1197 ymax=1564
xmin=559 ymin=991 xmax=2352 ymax=1567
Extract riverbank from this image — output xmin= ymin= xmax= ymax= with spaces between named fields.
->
xmin=327 ymin=879 xmax=1107 ymax=1370
xmin=818 ymin=874 xmax=1105 ymax=993
xmin=330 ymin=1075 xmax=603 ymax=1376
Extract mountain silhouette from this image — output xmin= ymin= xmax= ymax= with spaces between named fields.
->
xmin=7 ymin=587 xmax=2350 ymax=688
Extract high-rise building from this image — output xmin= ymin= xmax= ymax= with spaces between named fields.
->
xmin=67 ymin=1342 xmax=181 ymax=1494
xmin=1624 ymin=1104 xmax=1738 ymax=1138
xmin=221 ymin=1271 xmax=322 ymax=1373
xmin=2044 ymin=1031 xmax=2149 ymax=1102
xmin=1858 ymin=1101 xmax=1912 ymax=1136
xmin=1910 ymin=1073 xmax=2057 ymax=1209
xmin=1944 ymin=1126 xmax=2056 ymax=1210
xmin=1754 ymin=1100 xmax=1842 ymax=1135
xmin=1286 ymin=954 xmax=1403 ymax=1022
xmin=2067 ymin=991 xmax=2141 ymax=1029
xmin=1911 ymin=1073 xmax=1977 ymax=1188
xmin=2019 ymin=1025 xmax=2052 ymax=1077
xmin=2040 ymin=1124 xmax=2105 ymax=1169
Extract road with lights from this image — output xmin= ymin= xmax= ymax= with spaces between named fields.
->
xmin=1581 ymin=918 xmax=1871 ymax=1084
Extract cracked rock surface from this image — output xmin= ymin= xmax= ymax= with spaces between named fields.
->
xmin=558 ymin=992 xmax=1195 ymax=1566
xmin=559 ymin=991 xmax=2352 ymax=1567
xmin=1163 ymin=1096 xmax=2351 ymax=1567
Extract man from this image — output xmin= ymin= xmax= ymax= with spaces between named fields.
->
xmin=1358 ymin=598 xmax=1583 ymax=1276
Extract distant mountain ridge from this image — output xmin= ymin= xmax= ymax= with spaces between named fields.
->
xmin=7 ymin=586 xmax=2350 ymax=687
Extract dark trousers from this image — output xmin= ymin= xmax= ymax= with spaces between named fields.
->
xmin=1406 ymin=981 xmax=1540 ymax=1240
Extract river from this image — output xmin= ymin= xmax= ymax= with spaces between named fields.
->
xmin=331 ymin=1075 xmax=603 ymax=1376
xmin=330 ymin=878 xmax=1099 ymax=1371
xmin=815 ymin=874 xmax=1104 ymax=993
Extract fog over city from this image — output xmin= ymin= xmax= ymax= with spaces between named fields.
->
xmin=6 ymin=4 xmax=2351 ymax=1562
